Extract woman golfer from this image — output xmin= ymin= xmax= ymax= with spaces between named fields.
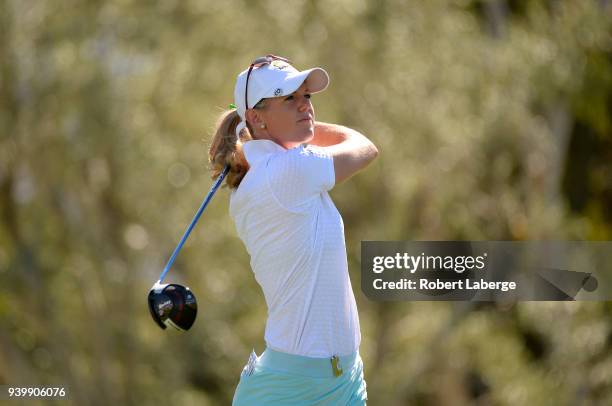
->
xmin=208 ymin=54 xmax=378 ymax=405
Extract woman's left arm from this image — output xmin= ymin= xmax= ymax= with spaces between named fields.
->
xmin=309 ymin=121 xmax=349 ymax=147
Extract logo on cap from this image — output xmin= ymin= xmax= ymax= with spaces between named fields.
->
xmin=274 ymin=88 xmax=283 ymax=96
xmin=271 ymin=60 xmax=289 ymax=70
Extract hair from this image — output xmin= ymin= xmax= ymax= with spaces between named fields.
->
xmin=207 ymin=99 xmax=266 ymax=189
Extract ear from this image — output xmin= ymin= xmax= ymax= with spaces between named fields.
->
xmin=245 ymin=109 xmax=265 ymax=128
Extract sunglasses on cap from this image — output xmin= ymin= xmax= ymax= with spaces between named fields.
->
xmin=244 ymin=54 xmax=291 ymax=110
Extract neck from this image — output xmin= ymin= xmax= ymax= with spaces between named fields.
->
xmin=253 ymin=133 xmax=302 ymax=150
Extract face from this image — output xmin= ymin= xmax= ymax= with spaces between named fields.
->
xmin=246 ymin=81 xmax=315 ymax=149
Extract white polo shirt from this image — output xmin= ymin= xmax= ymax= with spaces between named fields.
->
xmin=229 ymin=139 xmax=361 ymax=357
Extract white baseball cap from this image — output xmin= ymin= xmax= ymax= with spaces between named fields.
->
xmin=233 ymin=55 xmax=330 ymax=138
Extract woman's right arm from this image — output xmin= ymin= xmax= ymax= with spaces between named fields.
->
xmin=311 ymin=121 xmax=379 ymax=185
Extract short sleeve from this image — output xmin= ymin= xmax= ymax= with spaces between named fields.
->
xmin=266 ymin=144 xmax=335 ymax=210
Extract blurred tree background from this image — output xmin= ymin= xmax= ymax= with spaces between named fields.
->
xmin=1 ymin=0 xmax=611 ymax=404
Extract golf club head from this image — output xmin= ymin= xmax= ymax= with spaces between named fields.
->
xmin=148 ymin=281 xmax=197 ymax=331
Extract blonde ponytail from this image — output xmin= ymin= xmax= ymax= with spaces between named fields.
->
xmin=208 ymin=109 xmax=253 ymax=189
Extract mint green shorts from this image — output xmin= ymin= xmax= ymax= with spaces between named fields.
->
xmin=232 ymin=347 xmax=368 ymax=405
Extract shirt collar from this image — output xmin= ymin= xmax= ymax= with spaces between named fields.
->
xmin=243 ymin=139 xmax=288 ymax=166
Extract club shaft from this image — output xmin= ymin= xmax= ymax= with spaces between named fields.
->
xmin=158 ymin=165 xmax=230 ymax=283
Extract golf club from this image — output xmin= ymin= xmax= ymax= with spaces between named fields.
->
xmin=148 ymin=164 xmax=230 ymax=331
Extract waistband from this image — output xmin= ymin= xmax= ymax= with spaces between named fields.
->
xmin=257 ymin=347 xmax=360 ymax=379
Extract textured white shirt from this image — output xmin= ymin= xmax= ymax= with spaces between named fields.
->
xmin=229 ymin=139 xmax=361 ymax=357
